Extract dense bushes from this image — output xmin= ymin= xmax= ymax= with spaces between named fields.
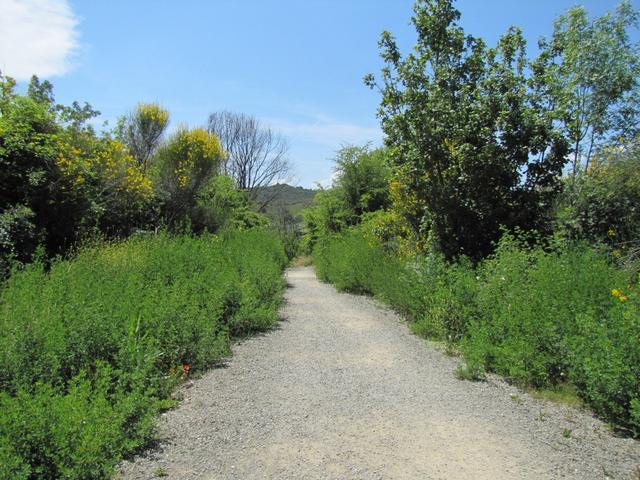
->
xmin=555 ymin=141 xmax=640 ymax=256
xmin=0 ymin=75 xmax=274 ymax=275
xmin=314 ymin=229 xmax=640 ymax=435
xmin=0 ymin=229 xmax=286 ymax=478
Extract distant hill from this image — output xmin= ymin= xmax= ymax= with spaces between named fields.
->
xmin=255 ymin=184 xmax=318 ymax=225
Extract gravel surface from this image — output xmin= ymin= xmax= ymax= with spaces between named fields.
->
xmin=120 ymin=266 xmax=640 ymax=479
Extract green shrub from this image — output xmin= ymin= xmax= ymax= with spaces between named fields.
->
xmin=411 ymin=256 xmax=479 ymax=343
xmin=0 ymin=229 xmax=286 ymax=478
xmin=461 ymin=236 xmax=639 ymax=432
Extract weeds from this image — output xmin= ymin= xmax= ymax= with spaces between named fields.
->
xmin=0 ymin=229 xmax=286 ymax=479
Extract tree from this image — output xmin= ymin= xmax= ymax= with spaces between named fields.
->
xmin=118 ymin=103 xmax=169 ymax=173
xmin=192 ymin=174 xmax=269 ymax=233
xmin=333 ymin=145 xmax=391 ymax=217
xmin=533 ymin=1 xmax=640 ymax=175
xmin=302 ymin=188 xmax=352 ymax=253
xmin=365 ymin=0 xmax=567 ymax=260
xmin=207 ymin=111 xmax=291 ymax=207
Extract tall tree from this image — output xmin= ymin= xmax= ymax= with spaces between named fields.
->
xmin=533 ymin=1 xmax=640 ymax=174
xmin=365 ymin=0 xmax=567 ymax=259
xmin=207 ymin=111 xmax=291 ymax=208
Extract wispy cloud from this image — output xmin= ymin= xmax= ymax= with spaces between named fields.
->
xmin=258 ymin=111 xmax=383 ymax=187
xmin=266 ymin=114 xmax=382 ymax=148
xmin=0 ymin=0 xmax=80 ymax=80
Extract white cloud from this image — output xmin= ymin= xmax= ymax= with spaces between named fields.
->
xmin=0 ymin=0 xmax=80 ymax=80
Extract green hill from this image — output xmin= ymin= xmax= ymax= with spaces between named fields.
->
xmin=255 ymin=184 xmax=318 ymax=225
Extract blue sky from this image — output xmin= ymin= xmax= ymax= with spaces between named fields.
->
xmin=1 ymin=0 xmax=638 ymax=187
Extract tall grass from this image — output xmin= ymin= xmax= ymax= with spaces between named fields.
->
xmin=0 ymin=230 xmax=286 ymax=479
xmin=313 ymin=228 xmax=640 ymax=435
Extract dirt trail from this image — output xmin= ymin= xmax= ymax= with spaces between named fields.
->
xmin=121 ymin=267 xmax=640 ymax=479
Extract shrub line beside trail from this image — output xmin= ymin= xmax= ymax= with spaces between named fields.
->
xmin=313 ymin=229 xmax=640 ymax=437
xmin=0 ymin=229 xmax=287 ymax=479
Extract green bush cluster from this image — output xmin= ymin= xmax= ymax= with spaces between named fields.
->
xmin=0 ymin=229 xmax=286 ymax=478
xmin=314 ymin=229 xmax=640 ymax=435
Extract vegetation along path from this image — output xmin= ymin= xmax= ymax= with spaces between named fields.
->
xmin=121 ymin=267 xmax=640 ymax=479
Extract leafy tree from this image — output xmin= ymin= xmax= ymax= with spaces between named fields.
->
xmin=192 ymin=175 xmax=269 ymax=233
xmin=55 ymin=135 xmax=154 ymax=237
xmin=533 ymin=1 xmax=640 ymax=174
xmin=0 ymin=73 xmax=158 ymax=264
xmin=302 ymin=145 xmax=392 ymax=252
xmin=302 ymin=188 xmax=352 ymax=253
xmin=0 ymin=76 xmax=84 ymax=257
xmin=0 ymin=205 xmax=42 ymax=275
xmin=333 ymin=145 xmax=391 ymax=217
xmin=365 ymin=0 xmax=567 ymax=259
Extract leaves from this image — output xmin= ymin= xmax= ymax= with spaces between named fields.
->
xmin=367 ymin=0 xmax=567 ymax=259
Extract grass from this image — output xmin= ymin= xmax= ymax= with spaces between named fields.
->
xmin=528 ymin=384 xmax=583 ymax=408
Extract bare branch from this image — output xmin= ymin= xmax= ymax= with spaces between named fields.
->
xmin=207 ymin=111 xmax=292 ymax=208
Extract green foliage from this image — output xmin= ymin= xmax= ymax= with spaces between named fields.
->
xmin=0 ymin=74 xmax=264 ymax=273
xmin=0 ymin=230 xmax=286 ymax=477
xmin=333 ymin=145 xmax=391 ymax=218
xmin=555 ymin=140 xmax=640 ymax=258
xmin=366 ymin=0 xmax=568 ymax=260
xmin=192 ymin=175 xmax=270 ymax=233
xmin=302 ymin=145 xmax=390 ymax=253
xmin=0 ymin=204 xmax=42 ymax=274
xmin=315 ymin=228 xmax=640 ymax=435
xmin=0 ymin=370 xmax=155 ymax=480
xmin=0 ymin=74 xmax=157 ymax=267
xmin=462 ymin=235 xmax=638 ymax=433
xmin=533 ymin=1 xmax=640 ymax=174
xmin=302 ymin=188 xmax=353 ymax=253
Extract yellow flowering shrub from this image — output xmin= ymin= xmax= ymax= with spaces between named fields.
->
xmin=136 ymin=103 xmax=169 ymax=127
xmin=56 ymin=138 xmax=153 ymax=201
xmin=157 ymin=128 xmax=223 ymax=193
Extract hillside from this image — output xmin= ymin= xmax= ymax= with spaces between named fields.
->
xmin=256 ymin=184 xmax=318 ymax=225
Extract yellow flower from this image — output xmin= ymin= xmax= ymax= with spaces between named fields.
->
xmin=611 ymin=288 xmax=621 ymax=297
xmin=608 ymin=228 xmax=617 ymax=237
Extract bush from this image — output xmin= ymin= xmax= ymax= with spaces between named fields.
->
xmin=0 ymin=229 xmax=286 ymax=478
xmin=555 ymin=140 xmax=640 ymax=257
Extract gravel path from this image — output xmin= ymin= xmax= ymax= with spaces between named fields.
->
xmin=120 ymin=266 xmax=640 ymax=479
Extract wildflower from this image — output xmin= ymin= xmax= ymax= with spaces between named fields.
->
xmin=608 ymin=228 xmax=617 ymax=237
xmin=611 ymin=288 xmax=629 ymax=302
